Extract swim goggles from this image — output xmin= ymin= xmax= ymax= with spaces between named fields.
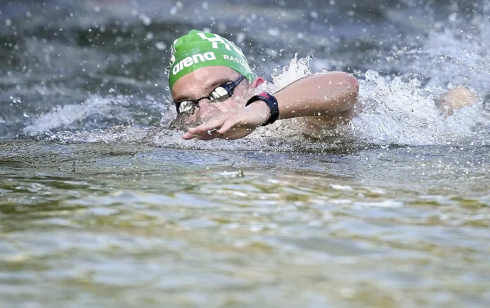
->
xmin=174 ymin=75 xmax=245 ymax=114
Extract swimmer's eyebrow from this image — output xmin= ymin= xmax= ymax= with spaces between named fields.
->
xmin=173 ymin=77 xmax=234 ymax=102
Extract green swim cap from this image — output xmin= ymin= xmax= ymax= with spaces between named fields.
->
xmin=168 ymin=30 xmax=256 ymax=91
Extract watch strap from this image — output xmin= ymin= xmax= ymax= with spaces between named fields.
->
xmin=245 ymin=92 xmax=279 ymax=126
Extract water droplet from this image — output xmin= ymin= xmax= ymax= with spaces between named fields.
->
xmin=155 ymin=42 xmax=167 ymax=50
xmin=267 ymin=28 xmax=280 ymax=37
xmin=140 ymin=14 xmax=152 ymax=26
xmin=236 ymin=32 xmax=246 ymax=44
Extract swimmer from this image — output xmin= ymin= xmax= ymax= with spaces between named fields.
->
xmin=168 ymin=30 xmax=359 ymax=140
xmin=168 ymin=30 xmax=476 ymax=140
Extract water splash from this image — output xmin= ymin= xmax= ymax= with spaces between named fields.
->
xmin=269 ymin=55 xmax=312 ymax=92
xmin=21 ymin=19 xmax=490 ymax=150
xmin=22 ymin=96 xmax=134 ymax=137
xmin=349 ymin=9 xmax=490 ymax=146
xmin=351 ymin=70 xmax=487 ymax=145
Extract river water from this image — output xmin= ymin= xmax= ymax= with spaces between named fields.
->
xmin=1 ymin=0 xmax=490 ymax=307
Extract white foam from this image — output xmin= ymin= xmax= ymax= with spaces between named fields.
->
xmin=347 ymin=10 xmax=490 ymax=146
xmin=23 ymin=96 xmax=133 ymax=136
xmin=350 ymin=70 xmax=486 ymax=145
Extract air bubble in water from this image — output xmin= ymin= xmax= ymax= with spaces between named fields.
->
xmin=236 ymin=33 xmax=246 ymax=44
xmin=268 ymin=28 xmax=280 ymax=36
xmin=266 ymin=49 xmax=278 ymax=57
xmin=155 ymin=42 xmax=167 ymax=50
xmin=365 ymin=70 xmax=379 ymax=81
xmin=140 ymin=14 xmax=152 ymax=26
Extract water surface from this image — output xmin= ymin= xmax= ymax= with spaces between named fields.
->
xmin=1 ymin=0 xmax=490 ymax=307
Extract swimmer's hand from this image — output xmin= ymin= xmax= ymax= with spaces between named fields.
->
xmin=182 ymin=101 xmax=270 ymax=140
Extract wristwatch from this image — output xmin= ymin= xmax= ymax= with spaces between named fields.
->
xmin=245 ymin=92 xmax=280 ymax=126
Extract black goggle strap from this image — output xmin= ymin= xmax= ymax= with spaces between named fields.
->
xmin=226 ymin=75 xmax=245 ymax=91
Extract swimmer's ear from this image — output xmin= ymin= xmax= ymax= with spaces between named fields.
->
xmin=250 ymin=77 xmax=266 ymax=89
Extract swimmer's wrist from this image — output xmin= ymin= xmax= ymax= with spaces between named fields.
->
xmin=245 ymin=93 xmax=280 ymax=126
xmin=246 ymin=100 xmax=270 ymax=124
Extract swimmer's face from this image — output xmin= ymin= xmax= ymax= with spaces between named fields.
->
xmin=171 ymin=66 xmax=252 ymax=127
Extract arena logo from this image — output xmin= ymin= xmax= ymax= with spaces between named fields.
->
xmin=172 ymin=52 xmax=216 ymax=75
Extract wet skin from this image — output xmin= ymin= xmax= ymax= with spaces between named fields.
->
xmin=171 ymin=66 xmax=360 ymax=140
xmin=172 ymin=66 xmax=268 ymax=140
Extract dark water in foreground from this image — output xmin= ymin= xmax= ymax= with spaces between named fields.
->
xmin=1 ymin=140 xmax=490 ymax=307
xmin=1 ymin=0 xmax=490 ymax=307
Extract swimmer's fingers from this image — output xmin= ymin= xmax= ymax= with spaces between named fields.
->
xmin=217 ymin=117 xmax=257 ymax=140
xmin=217 ymin=118 xmax=242 ymax=135
xmin=183 ymin=111 xmax=259 ymax=141
xmin=183 ymin=115 xmax=228 ymax=140
xmin=182 ymin=132 xmax=195 ymax=140
xmin=182 ymin=130 xmax=221 ymax=140
xmin=187 ymin=115 xmax=228 ymax=136
xmin=197 ymin=131 xmax=222 ymax=140
xmin=186 ymin=114 xmax=244 ymax=139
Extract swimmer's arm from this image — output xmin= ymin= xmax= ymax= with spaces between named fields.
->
xmin=183 ymin=72 xmax=359 ymax=140
xmin=272 ymin=72 xmax=360 ymax=121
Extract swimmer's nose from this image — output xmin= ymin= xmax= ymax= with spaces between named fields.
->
xmin=197 ymin=99 xmax=218 ymax=120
